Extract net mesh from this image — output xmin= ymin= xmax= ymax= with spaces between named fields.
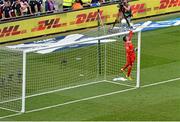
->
xmin=25 ymin=30 xmax=138 ymax=95
xmin=26 ymin=44 xmax=105 ymax=95
xmin=0 ymin=48 xmax=23 ymax=113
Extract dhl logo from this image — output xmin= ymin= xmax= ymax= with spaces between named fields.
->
xmin=32 ymin=10 xmax=106 ymax=32
xmin=131 ymin=3 xmax=147 ymax=15
xmin=159 ymin=0 xmax=180 ymax=9
xmin=75 ymin=10 xmax=104 ymax=24
xmin=0 ymin=25 xmax=26 ymax=38
xmin=31 ymin=18 xmax=66 ymax=32
xmin=131 ymin=0 xmax=180 ymax=15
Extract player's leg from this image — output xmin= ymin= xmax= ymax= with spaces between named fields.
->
xmin=126 ymin=63 xmax=133 ymax=80
xmin=126 ymin=56 xmax=135 ymax=80
xmin=121 ymin=56 xmax=130 ymax=72
xmin=121 ymin=63 xmax=128 ymax=72
xmin=127 ymin=64 xmax=132 ymax=77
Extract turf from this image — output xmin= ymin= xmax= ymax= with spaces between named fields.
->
xmin=0 ymin=25 xmax=180 ymax=121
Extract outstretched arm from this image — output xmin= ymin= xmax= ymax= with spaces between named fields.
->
xmin=128 ymin=30 xmax=133 ymax=41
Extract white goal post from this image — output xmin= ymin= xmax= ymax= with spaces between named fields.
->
xmin=0 ymin=29 xmax=141 ymax=114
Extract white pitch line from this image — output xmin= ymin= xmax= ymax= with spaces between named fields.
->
xmin=26 ymin=87 xmax=137 ymax=113
xmin=0 ymin=113 xmax=22 ymax=120
xmin=0 ymin=77 xmax=180 ymax=120
xmin=27 ymin=80 xmax=104 ymax=98
xmin=105 ymin=80 xmax=135 ymax=88
xmin=0 ymin=80 xmax=104 ymax=104
xmin=0 ymin=87 xmax=137 ymax=120
xmin=141 ymin=77 xmax=180 ymax=88
xmin=0 ymin=107 xmax=19 ymax=113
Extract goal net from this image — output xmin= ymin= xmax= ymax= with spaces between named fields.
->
xmin=0 ymin=29 xmax=141 ymax=116
xmin=0 ymin=48 xmax=23 ymax=114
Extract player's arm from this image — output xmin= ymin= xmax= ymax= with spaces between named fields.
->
xmin=123 ymin=4 xmax=131 ymax=11
xmin=128 ymin=30 xmax=133 ymax=41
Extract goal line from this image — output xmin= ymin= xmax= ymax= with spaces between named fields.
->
xmin=0 ymin=79 xmax=134 ymax=106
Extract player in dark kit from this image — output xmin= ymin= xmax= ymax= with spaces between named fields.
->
xmin=121 ymin=30 xmax=136 ymax=80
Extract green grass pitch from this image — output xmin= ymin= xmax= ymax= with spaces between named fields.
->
xmin=0 ymin=25 xmax=180 ymax=121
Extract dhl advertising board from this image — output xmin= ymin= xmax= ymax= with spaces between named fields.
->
xmin=0 ymin=0 xmax=180 ymax=43
xmin=131 ymin=0 xmax=180 ymax=19
xmin=0 ymin=5 xmax=118 ymax=43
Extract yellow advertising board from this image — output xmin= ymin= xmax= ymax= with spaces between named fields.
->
xmin=0 ymin=0 xmax=179 ymax=43
xmin=0 ymin=5 xmax=118 ymax=43
xmin=130 ymin=0 xmax=180 ymax=19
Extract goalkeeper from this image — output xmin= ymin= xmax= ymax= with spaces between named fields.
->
xmin=121 ymin=30 xmax=136 ymax=80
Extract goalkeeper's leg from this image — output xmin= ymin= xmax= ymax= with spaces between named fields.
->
xmin=121 ymin=63 xmax=128 ymax=72
xmin=121 ymin=58 xmax=134 ymax=80
xmin=121 ymin=56 xmax=130 ymax=72
xmin=127 ymin=64 xmax=132 ymax=75
xmin=120 ymin=63 xmax=129 ymax=77
xmin=127 ymin=56 xmax=135 ymax=80
xmin=126 ymin=64 xmax=134 ymax=80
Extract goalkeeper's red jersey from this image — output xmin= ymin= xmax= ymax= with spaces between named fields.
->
xmin=125 ymin=31 xmax=136 ymax=62
xmin=125 ymin=41 xmax=135 ymax=58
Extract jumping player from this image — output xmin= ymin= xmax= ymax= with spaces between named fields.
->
xmin=121 ymin=30 xmax=136 ymax=80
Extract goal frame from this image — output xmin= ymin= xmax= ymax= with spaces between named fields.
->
xmin=20 ymin=30 xmax=141 ymax=113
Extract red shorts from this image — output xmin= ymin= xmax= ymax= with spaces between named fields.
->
xmin=126 ymin=54 xmax=135 ymax=65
